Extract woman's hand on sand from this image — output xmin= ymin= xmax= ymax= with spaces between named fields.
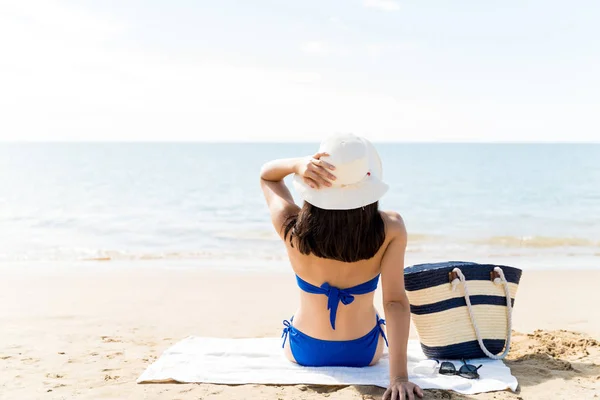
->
xmin=295 ymin=152 xmax=336 ymax=189
xmin=383 ymin=378 xmax=424 ymax=400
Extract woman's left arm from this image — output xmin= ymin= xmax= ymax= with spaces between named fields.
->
xmin=259 ymin=153 xmax=335 ymax=235
xmin=381 ymin=213 xmax=423 ymax=400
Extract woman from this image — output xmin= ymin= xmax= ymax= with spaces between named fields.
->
xmin=260 ymin=133 xmax=423 ymax=400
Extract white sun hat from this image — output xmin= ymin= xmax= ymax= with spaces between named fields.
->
xmin=292 ymin=133 xmax=389 ymax=210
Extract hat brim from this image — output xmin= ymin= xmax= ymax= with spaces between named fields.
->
xmin=292 ymin=138 xmax=389 ymax=210
xmin=293 ymin=175 xmax=389 ymax=210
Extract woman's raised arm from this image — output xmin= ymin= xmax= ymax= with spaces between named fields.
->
xmin=259 ymin=153 xmax=335 ymax=234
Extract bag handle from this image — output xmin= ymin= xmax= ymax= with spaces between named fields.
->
xmin=451 ymin=267 xmax=513 ymax=360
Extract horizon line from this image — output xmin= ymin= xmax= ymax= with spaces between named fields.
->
xmin=1 ymin=140 xmax=599 ymax=145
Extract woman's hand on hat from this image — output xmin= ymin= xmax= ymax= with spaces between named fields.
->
xmin=295 ymin=152 xmax=336 ymax=189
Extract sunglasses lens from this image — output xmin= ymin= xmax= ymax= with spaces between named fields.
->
xmin=439 ymin=362 xmax=456 ymax=375
xmin=458 ymin=365 xmax=479 ymax=379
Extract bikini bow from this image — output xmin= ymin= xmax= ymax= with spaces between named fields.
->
xmin=320 ymin=283 xmax=355 ymax=330
xmin=281 ymin=320 xmax=292 ymax=348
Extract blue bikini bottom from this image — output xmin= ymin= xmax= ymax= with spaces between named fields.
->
xmin=281 ymin=315 xmax=389 ymax=367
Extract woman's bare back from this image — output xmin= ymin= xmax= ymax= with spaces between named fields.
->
xmin=282 ymin=210 xmax=402 ymax=364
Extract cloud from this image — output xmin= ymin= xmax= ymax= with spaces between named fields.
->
xmin=363 ymin=0 xmax=400 ymax=12
xmin=300 ymin=41 xmax=330 ymax=55
xmin=1 ymin=0 xmax=125 ymax=38
xmin=329 ymin=16 xmax=348 ymax=30
xmin=0 ymin=1 xmax=416 ymax=142
xmin=1 ymin=1 xmax=597 ymax=142
xmin=365 ymin=41 xmax=419 ymax=58
xmin=366 ymin=43 xmax=387 ymax=57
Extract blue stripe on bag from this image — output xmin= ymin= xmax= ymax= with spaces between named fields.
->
xmin=410 ymin=295 xmax=515 ymax=315
xmin=404 ymin=262 xmax=522 ymax=292
xmin=421 ymin=339 xmax=506 ymax=359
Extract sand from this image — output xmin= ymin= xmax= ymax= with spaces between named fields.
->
xmin=1 ymin=264 xmax=599 ymax=399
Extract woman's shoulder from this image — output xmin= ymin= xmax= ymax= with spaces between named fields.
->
xmin=380 ymin=210 xmax=407 ymax=239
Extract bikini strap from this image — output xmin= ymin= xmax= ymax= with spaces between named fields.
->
xmin=296 ymin=274 xmax=380 ymax=330
xmin=377 ymin=315 xmax=389 ymax=347
xmin=281 ymin=319 xmax=292 ymax=349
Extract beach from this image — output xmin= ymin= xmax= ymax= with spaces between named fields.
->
xmin=1 ymin=264 xmax=598 ymax=399
xmin=1 ymin=143 xmax=599 ymax=399
xmin=3 ymin=0 xmax=600 ymax=396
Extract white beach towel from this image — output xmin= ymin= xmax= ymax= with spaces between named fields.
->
xmin=137 ymin=337 xmax=518 ymax=395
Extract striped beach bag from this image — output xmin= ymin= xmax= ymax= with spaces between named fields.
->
xmin=404 ymin=261 xmax=522 ymax=360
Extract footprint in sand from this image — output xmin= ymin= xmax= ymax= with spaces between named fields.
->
xmin=0 ymin=356 xmax=12 ymax=360
xmin=106 ymin=352 xmax=124 ymax=359
xmin=104 ymin=374 xmax=120 ymax=381
xmin=101 ymin=336 xmax=122 ymax=343
xmin=45 ymin=373 xmax=65 ymax=379
xmin=21 ymin=357 xmax=40 ymax=365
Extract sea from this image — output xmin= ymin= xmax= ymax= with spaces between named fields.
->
xmin=0 ymin=143 xmax=598 ymax=271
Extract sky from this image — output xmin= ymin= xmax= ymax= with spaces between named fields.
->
xmin=0 ymin=0 xmax=599 ymax=142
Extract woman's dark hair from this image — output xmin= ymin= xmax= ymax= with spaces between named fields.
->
xmin=283 ymin=201 xmax=385 ymax=262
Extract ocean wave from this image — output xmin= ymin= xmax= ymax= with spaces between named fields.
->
xmin=473 ymin=236 xmax=600 ymax=248
xmin=212 ymin=230 xmax=280 ymax=241
xmin=0 ymin=247 xmax=289 ymax=263
xmin=82 ymin=249 xmax=289 ymax=262
xmin=408 ymin=233 xmax=442 ymax=242
xmin=82 ymin=251 xmax=214 ymax=261
xmin=2 ymin=233 xmax=599 ymax=263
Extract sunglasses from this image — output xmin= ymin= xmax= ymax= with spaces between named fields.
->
xmin=439 ymin=359 xmax=482 ymax=379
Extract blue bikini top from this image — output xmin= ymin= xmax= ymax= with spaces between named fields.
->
xmin=295 ymin=274 xmax=380 ymax=330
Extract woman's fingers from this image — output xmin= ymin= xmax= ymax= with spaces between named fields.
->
xmin=312 ymin=151 xmax=329 ymax=160
xmin=415 ymin=385 xmax=424 ymax=398
xmin=385 ymin=383 xmax=422 ymax=400
xmin=311 ymin=157 xmax=335 ymax=171
xmin=301 ymin=157 xmax=335 ymax=188
xmin=310 ymin=162 xmax=336 ymax=181
xmin=302 ymin=177 xmax=318 ymax=189
xmin=307 ymin=170 xmax=331 ymax=187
